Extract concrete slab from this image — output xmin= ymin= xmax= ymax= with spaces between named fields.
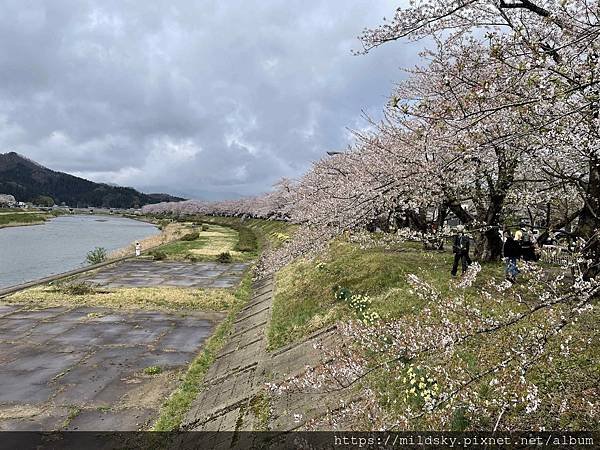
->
xmin=77 ymin=260 xmax=249 ymax=289
xmin=136 ymin=351 xmax=194 ymax=368
xmin=0 ymin=369 xmax=57 ymax=403
xmin=159 ymin=326 xmax=212 ymax=352
xmin=5 ymin=309 xmax=64 ymax=320
xmin=0 ymin=410 xmax=69 ymax=431
xmin=66 ymin=408 xmax=155 ymax=431
xmin=27 ymin=321 xmax=77 ymax=338
xmin=0 ymin=318 xmax=37 ymax=338
xmin=0 ymin=305 xmax=21 ymax=316
xmin=0 ymin=306 xmax=216 ymax=430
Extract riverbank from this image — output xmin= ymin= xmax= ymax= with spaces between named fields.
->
xmin=0 ymin=210 xmax=60 ymax=229
xmin=108 ymin=221 xmax=187 ymax=259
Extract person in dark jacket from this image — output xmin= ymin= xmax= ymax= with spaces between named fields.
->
xmin=519 ymin=226 xmax=537 ymax=261
xmin=451 ymin=225 xmax=472 ymax=276
xmin=503 ymin=230 xmax=522 ymax=282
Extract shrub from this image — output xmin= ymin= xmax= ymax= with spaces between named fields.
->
xmin=333 ymin=285 xmax=352 ymax=302
xmin=58 ymin=282 xmax=97 ymax=296
xmin=216 ymin=252 xmax=232 ymax=263
xmin=86 ymin=247 xmax=107 ymax=265
xmin=151 ymin=250 xmax=167 ymax=261
xmin=143 ymin=366 xmax=162 ymax=375
xmin=201 ymin=224 xmax=209 ymax=231
xmin=185 ymin=253 xmax=199 ymax=262
xmin=180 ymin=231 xmax=200 ymax=241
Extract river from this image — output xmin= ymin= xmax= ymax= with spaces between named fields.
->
xmin=0 ymin=215 xmax=159 ymax=289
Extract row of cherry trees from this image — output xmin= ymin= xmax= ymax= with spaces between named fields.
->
xmin=144 ymin=1 xmax=598 ymax=274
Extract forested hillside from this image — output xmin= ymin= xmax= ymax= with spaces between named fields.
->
xmin=0 ymin=152 xmax=184 ymax=208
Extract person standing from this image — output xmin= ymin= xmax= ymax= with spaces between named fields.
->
xmin=519 ymin=226 xmax=535 ymax=261
xmin=135 ymin=241 xmax=141 ymax=257
xmin=503 ymin=230 xmax=521 ymax=283
xmin=451 ymin=225 xmax=472 ymax=276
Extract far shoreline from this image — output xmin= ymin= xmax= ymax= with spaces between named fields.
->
xmin=0 ymin=220 xmax=46 ymax=229
xmin=0 ymin=211 xmax=157 ymax=230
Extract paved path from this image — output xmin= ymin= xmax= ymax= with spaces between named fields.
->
xmin=80 ymin=260 xmax=249 ymax=289
xmin=0 ymin=305 xmax=219 ymax=431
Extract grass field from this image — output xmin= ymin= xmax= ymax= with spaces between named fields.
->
xmin=150 ymin=216 xmax=296 ymax=263
xmin=185 ymin=216 xmax=296 ymax=252
xmin=267 ymin=234 xmax=599 ymax=431
xmin=0 ymin=211 xmax=52 ymax=227
xmin=154 ymin=223 xmax=252 ymax=262
xmin=4 ymin=283 xmax=239 ymax=313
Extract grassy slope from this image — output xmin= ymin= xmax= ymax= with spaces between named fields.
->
xmin=174 ymin=216 xmax=296 ymax=259
xmin=152 ymin=218 xmax=294 ymax=262
xmin=268 ymin=235 xmax=599 ymax=430
xmin=269 ymin=239 xmax=505 ymax=350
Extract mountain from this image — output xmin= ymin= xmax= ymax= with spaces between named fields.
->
xmin=0 ymin=152 xmax=185 ymax=208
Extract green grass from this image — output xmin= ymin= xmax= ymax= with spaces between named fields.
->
xmin=248 ymin=392 xmax=271 ymax=431
xmin=268 ymin=238 xmax=505 ymax=350
xmin=234 ymin=224 xmax=258 ymax=253
xmin=189 ymin=215 xmax=296 ymax=253
xmin=154 ymin=223 xmax=252 ymax=262
xmin=157 ymin=235 xmax=211 ymax=257
xmin=0 ymin=208 xmax=66 ymax=227
xmin=0 ymin=207 xmax=29 ymax=213
xmin=61 ymin=407 xmax=82 ymax=429
xmin=267 ymin=233 xmax=598 ymax=431
xmin=150 ymin=219 xmax=289 ymax=263
xmin=0 ymin=212 xmax=48 ymax=226
xmin=152 ymin=270 xmax=254 ymax=430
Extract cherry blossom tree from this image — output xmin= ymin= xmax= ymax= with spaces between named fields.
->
xmin=359 ymin=0 xmax=600 ymax=274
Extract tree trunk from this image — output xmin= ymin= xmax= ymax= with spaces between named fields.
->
xmin=576 ymin=157 xmax=600 ymax=280
xmin=473 ymin=227 xmax=504 ymax=261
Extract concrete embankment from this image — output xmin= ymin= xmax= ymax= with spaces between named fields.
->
xmin=182 ymin=276 xmax=360 ymax=446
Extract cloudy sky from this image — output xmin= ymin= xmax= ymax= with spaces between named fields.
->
xmin=0 ymin=0 xmax=420 ymax=199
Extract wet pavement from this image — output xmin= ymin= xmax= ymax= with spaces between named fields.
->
xmin=79 ymin=260 xmax=249 ymax=289
xmin=0 ymin=305 xmax=217 ymax=431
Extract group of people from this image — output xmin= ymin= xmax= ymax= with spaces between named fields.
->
xmin=450 ymin=225 xmax=539 ymax=283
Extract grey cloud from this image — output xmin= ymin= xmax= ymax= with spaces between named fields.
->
xmin=0 ymin=0 xmax=419 ymax=199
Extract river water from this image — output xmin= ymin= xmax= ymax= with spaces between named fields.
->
xmin=0 ymin=215 xmax=159 ymax=289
